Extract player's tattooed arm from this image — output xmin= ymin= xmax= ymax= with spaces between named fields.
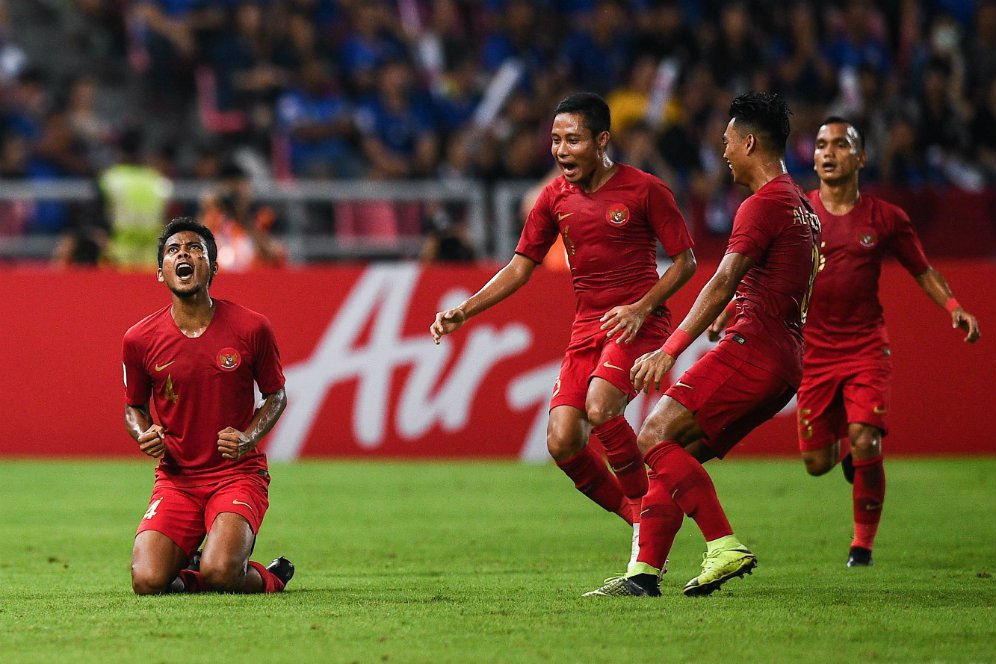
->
xmin=218 ymin=387 xmax=287 ymax=460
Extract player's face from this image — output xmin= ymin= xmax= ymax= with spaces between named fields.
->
xmin=722 ymin=118 xmax=749 ymax=185
xmin=551 ymin=113 xmax=606 ymax=186
xmin=813 ymin=122 xmax=865 ymax=184
xmin=158 ymin=230 xmax=217 ymax=297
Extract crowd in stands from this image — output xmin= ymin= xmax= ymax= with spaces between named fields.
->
xmin=1 ymin=0 xmax=995 ymax=263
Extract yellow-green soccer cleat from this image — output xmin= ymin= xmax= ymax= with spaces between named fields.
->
xmin=682 ymin=547 xmax=757 ymax=596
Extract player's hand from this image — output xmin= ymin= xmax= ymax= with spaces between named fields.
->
xmin=707 ymin=309 xmax=731 ymax=342
xmin=631 ymin=348 xmax=676 ymax=394
xmin=952 ymin=308 xmax=981 ymax=343
xmin=218 ymin=427 xmax=253 ymax=460
xmin=137 ymin=425 xmax=166 ymax=459
xmin=430 ymin=308 xmax=467 ymax=344
xmin=600 ymin=304 xmax=647 ymax=344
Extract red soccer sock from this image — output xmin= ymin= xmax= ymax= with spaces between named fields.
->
xmin=556 ymin=445 xmax=632 ymax=525
xmin=593 ymin=415 xmax=648 ymax=524
xmin=176 ymin=569 xmax=206 ymax=593
xmin=851 ymin=454 xmax=885 ymax=550
xmin=635 ymin=469 xmax=684 ymax=570
xmin=643 ymin=440 xmax=732 ymax=541
xmin=248 ymin=560 xmax=286 ymax=593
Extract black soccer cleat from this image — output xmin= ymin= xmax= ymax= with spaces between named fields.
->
xmin=847 ymin=546 xmax=873 ymax=567
xmin=266 ymin=556 xmax=295 ymax=585
xmin=187 ymin=550 xmax=201 ymax=571
xmin=841 ymin=452 xmax=855 ymax=484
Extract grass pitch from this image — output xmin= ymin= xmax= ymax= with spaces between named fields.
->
xmin=0 ymin=458 xmax=993 ymax=663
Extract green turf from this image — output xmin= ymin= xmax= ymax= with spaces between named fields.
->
xmin=0 ymin=458 xmax=993 ymax=663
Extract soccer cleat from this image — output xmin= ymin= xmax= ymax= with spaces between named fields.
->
xmin=583 ymin=573 xmax=660 ymax=597
xmin=682 ymin=547 xmax=757 ymax=596
xmin=847 ymin=546 xmax=873 ymax=567
xmin=266 ymin=556 xmax=295 ymax=585
xmin=841 ymin=452 xmax=855 ymax=484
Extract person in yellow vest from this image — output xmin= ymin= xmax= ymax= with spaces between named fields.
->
xmin=101 ymin=128 xmax=173 ymax=270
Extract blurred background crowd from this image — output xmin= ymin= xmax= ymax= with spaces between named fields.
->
xmin=1 ymin=0 xmax=995 ymax=268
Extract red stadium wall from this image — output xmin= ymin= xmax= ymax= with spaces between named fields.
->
xmin=1 ymin=260 xmax=993 ymax=459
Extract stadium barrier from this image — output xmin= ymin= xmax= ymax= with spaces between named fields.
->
xmin=1 ymin=259 xmax=993 ymax=459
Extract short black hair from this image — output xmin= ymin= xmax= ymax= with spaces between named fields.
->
xmin=157 ymin=217 xmax=218 ymax=268
xmin=820 ymin=115 xmax=866 ymax=151
xmin=554 ymin=92 xmax=611 ymax=137
xmin=728 ymin=92 xmax=792 ymax=154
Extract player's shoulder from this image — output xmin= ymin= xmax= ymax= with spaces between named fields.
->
xmin=124 ymin=304 xmax=171 ymax=343
xmin=216 ymin=299 xmax=275 ymax=334
xmin=860 ymin=193 xmax=910 ymax=224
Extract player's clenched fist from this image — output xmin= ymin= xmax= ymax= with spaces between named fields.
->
xmin=430 ymin=308 xmax=467 ymax=344
xmin=631 ymin=348 xmax=676 ymax=394
xmin=137 ymin=424 xmax=166 ymax=459
xmin=218 ymin=426 xmax=253 ymax=460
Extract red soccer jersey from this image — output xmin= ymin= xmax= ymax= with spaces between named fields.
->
xmin=516 ymin=164 xmax=694 ymax=325
xmin=803 ymin=191 xmax=929 ymax=366
xmin=123 ymin=299 xmax=285 ymax=485
xmin=723 ymin=174 xmax=821 ymax=387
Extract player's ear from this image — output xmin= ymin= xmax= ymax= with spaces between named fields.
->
xmin=157 ymin=268 xmax=164 ymax=283
xmin=857 ymin=149 xmax=867 ymax=170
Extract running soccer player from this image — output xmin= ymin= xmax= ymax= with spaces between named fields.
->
xmin=797 ymin=117 xmax=980 ymax=567
xmin=430 ymin=92 xmax=696 ymax=572
xmin=123 ymin=217 xmax=293 ymax=594
xmin=586 ymin=92 xmax=820 ymax=597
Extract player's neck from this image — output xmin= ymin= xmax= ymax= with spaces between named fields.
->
xmin=580 ymin=159 xmax=618 ymax=193
xmin=170 ymin=294 xmax=216 ymax=338
xmin=745 ymin=158 xmax=787 ymax=194
xmin=818 ymin=179 xmax=860 ymax=215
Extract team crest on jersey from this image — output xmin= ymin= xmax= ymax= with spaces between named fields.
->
xmin=217 ymin=347 xmax=241 ymax=371
xmin=605 ymin=205 xmax=630 ymax=226
xmin=857 ymin=230 xmax=878 ymax=248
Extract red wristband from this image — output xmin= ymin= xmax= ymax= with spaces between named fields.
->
xmin=944 ymin=297 xmax=961 ymax=313
xmin=662 ymin=328 xmax=693 ymax=358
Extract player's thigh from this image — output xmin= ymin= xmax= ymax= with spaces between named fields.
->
xmin=841 ymin=362 xmax=892 ymax=436
xmin=550 ymin=330 xmax=601 ymax=412
xmin=132 ymin=530 xmax=187 ymax=592
xmin=797 ymin=369 xmax=847 ymax=458
xmin=589 ymin=320 xmax=667 ymax=405
xmin=135 ymin=481 xmax=207 ymax=558
xmin=204 ymin=473 xmax=270 ymax=539
xmin=637 ymin=395 xmax=703 ymax=454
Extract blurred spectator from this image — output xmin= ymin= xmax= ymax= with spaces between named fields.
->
xmin=338 ymin=0 xmax=410 ymax=96
xmin=556 ymin=0 xmax=632 ymax=94
xmin=199 ymin=158 xmax=286 ymax=271
xmin=0 ymin=0 xmax=26 ymax=85
xmin=100 ymin=127 xmax=173 ymax=269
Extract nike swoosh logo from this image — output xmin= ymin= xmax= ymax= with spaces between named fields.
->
xmin=154 ymin=361 xmax=175 ymax=372
xmin=603 ymin=362 xmax=625 ymax=371
xmin=557 ymin=212 xmax=574 ymax=221
xmin=232 ymin=499 xmax=254 ymax=511
xmin=674 ymin=381 xmax=693 ymax=389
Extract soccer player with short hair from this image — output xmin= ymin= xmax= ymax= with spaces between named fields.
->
xmin=798 ymin=117 xmax=980 ymax=567
xmin=430 ymin=92 xmax=696 ymax=572
xmin=586 ymin=92 xmax=821 ymax=597
xmin=123 ymin=217 xmax=293 ymax=594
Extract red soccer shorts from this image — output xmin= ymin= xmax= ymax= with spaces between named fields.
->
xmin=796 ymin=360 xmax=891 ymax=452
xmin=665 ymin=345 xmax=796 ymax=458
xmin=135 ymin=471 xmax=270 ymax=555
xmin=550 ymin=316 xmax=668 ymax=410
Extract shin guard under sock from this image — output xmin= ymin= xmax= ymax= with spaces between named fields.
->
xmin=644 ymin=440 xmax=732 ymax=541
xmin=593 ymin=415 xmax=648 ymax=524
xmin=248 ymin=560 xmax=286 ymax=593
xmin=634 ymin=470 xmax=684 ymax=571
xmin=851 ymin=454 xmax=885 ymax=550
xmin=556 ymin=445 xmax=631 ymax=524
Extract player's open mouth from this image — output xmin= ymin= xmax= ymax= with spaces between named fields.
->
xmin=559 ymin=162 xmax=578 ymax=177
xmin=176 ymin=263 xmax=194 ymax=279
xmin=821 ymin=162 xmax=836 ymax=172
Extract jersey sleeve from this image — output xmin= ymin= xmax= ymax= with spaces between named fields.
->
xmin=725 ymin=194 xmax=774 ymax=262
xmin=647 ymin=179 xmax=694 ymax=257
xmin=515 ymin=185 xmax=559 ymax=263
xmin=122 ymin=331 xmax=152 ymax=407
xmin=252 ymin=316 xmax=286 ymax=395
xmin=885 ymin=206 xmax=930 ymax=276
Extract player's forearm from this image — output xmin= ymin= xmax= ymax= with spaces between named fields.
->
xmin=634 ymin=249 xmax=696 ymax=315
xmin=675 ymin=271 xmax=738 ymax=341
xmin=124 ymin=405 xmax=154 ymax=442
xmin=245 ymin=388 xmax=287 ymax=447
xmin=459 ymin=255 xmax=534 ymax=319
xmin=915 ymin=267 xmax=956 ymax=309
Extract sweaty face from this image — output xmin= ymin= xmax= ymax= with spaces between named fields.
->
xmin=551 ymin=113 xmax=604 ymax=187
xmin=722 ymin=118 xmax=748 ymax=185
xmin=158 ymin=230 xmax=216 ymax=297
xmin=813 ymin=122 xmax=865 ymax=184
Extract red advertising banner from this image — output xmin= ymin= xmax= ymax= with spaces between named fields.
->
xmin=1 ymin=260 xmax=993 ymax=458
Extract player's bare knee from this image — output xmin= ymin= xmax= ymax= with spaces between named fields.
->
xmin=802 ymin=453 xmax=833 ymax=476
xmin=546 ymin=430 xmax=583 ymax=462
xmin=584 ymin=403 xmax=619 ymax=428
xmin=850 ymin=431 xmax=882 ymax=459
xmin=131 ymin=566 xmax=171 ymax=595
xmin=200 ymin=560 xmax=246 ymax=592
